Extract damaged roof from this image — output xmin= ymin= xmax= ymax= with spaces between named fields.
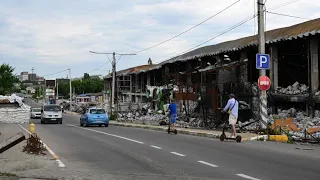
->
xmin=150 ymin=18 xmax=320 ymax=70
xmin=105 ymin=64 xmax=154 ymax=79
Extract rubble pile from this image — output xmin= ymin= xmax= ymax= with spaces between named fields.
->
xmin=275 ymin=82 xmax=309 ymax=95
xmin=0 ymin=94 xmax=30 ymax=124
xmin=270 ymin=108 xmax=320 ymax=139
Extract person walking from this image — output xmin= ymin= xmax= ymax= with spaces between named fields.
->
xmin=222 ymin=94 xmax=238 ymax=138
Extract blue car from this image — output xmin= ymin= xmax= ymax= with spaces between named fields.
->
xmin=80 ymin=108 xmax=109 ymax=127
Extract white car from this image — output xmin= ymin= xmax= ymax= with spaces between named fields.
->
xmin=30 ymin=108 xmax=41 ymax=119
xmin=41 ymin=105 xmax=63 ymax=124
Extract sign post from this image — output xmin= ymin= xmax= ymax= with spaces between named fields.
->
xmin=256 ymin=53 xmax=270 ymax=129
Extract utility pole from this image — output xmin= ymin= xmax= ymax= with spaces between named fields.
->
xmin=68 ymin=69 xmax=72 ymax=106
xmin=258 ymin=0 xmax=267 ymax=129
xmin=31 ymin=67 xmax=34 ymax=81
xmin=89 ymin=51 xmax=136 ymax=116
xmin=56 ymin=82 xmax=59 ymax=100
xmin=111 ymin=52 xmax=116 ymax=116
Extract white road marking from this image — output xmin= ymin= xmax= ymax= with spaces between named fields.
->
xmin=66 ymin=124 xmax=144 ymax=144
xmin=236 ymin=174 xmax=261 ymax=180
xmin=18 ymin=124 xmax=66 ymax=168
xmin=197 ymin=160 xmax=218 ymax=167
xmin=170 ymin=152 xmax=186 ymax=156
xmin=150 ymin=145 xmax=162 ymax=149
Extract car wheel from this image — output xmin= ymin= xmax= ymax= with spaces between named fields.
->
xmin=105 ymin=123 xmax=109 ymax=127
xmin=83 ymin=121 xmax=88 ymax=127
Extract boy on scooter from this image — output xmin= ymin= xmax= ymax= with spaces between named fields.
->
xmin=168 ymin=100 xmax=177 ymax=130
xmin=222 ymin=94 xmax=238 ymax=138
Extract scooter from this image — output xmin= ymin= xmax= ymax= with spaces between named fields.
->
xmin=167 ymin=114 xmax=178 ymax=135
xmin=219 ymin=112 xmax=242 ymax=143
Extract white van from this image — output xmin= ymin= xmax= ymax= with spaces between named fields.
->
xmin=41 ymin=104 xmax=63 ymax=124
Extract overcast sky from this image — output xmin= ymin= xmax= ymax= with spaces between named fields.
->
xmin=0 ymin=0 xmax=319 ymax=78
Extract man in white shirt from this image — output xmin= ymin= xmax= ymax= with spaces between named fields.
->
xmin=222 ymin=94 xmax=239 ymax=138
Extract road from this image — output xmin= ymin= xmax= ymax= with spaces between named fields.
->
xmin=21 ymin=98 xmax=320 ymax=180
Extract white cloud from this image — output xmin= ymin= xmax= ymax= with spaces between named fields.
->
xmin=0 ymin=0 xmax=318 ymax=77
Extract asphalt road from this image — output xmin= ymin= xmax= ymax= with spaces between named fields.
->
xmin=21 ymin=98 xmax=320 ymax=180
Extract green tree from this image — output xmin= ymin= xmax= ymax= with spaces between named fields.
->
xmin=83 ymin=73 xmax=90 ymax=80
xmin=0 ymin=63 xmax=18 ymax=95
xmin=54 ymin=76 xmax=105 ymax=98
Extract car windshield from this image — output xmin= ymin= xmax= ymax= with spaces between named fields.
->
xmin=32 ymin=108 xmax=41 ymax=112
xmin=43 ymin=105 xmax=61 ymax=112
xmin=90 ymin=109 xmax=105 ymax=114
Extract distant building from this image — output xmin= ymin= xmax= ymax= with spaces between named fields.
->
xmin=28 ymin=73 xmax=37 ymax=81
xmin=37 ymin=76 xmax=45 ymax=82
xmin=20 ymin=72 xmax=28 ymax=81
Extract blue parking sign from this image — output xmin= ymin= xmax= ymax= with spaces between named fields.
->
xmin=256 ymin=54 xmax=270 ymax=70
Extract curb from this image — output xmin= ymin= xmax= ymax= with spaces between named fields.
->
xmin=109 ymin=122 xmax=222 ymax=139
xmin=17 ymin=125 xmax=66 ymax=168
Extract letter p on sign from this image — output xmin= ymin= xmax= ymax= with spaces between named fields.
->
xmin=256 ymin=54 xmax=270 ymax=70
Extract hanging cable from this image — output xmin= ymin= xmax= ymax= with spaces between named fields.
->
xmin=268 ymin=0 xmax=301 ymax=10
xmin=158 ymin=14 xmax=257 ymax=62
xmin=266 ymin=11 xmax=309 ymax=19
xmin=131 ymin=0 xmax=242 ymax=54
xmin=43 ymin=69 xmax=69 ymax=77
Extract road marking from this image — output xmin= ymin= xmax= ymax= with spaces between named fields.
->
xmin=170 ymin=152 xmax=186 ymax=157
xmin=66 ymin=124 xmax=144 ymax=144
xmin=150 ymin=145 xmax=162 ymax=149
xmin=197 ymin=161 xmax=218 ymax=167
xmin=18 ymin=124 xmax=66 ymax=168
xmin=236 ymin=174 xmax=261 ymax=180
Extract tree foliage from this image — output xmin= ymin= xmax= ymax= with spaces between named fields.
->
xmin=0 ymin=63 xmax=18 ymax=95
xmin=56 ymin=74 xmax=104 ymax=98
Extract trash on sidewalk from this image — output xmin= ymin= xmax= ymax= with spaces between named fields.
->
xmin=0 ymin=132 xmax=25 ymax=154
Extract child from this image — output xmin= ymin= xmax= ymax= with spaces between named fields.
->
xmin=168 ymin=100 xmax=177 ymax=130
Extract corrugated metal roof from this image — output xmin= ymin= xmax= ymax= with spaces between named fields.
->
xmin=105 ymin=64 xmax=154 ymax=79
xmin=150 ymin=18 xmax=320 ymax=71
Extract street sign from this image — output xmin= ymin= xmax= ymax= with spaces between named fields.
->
xmin=258 ymin=76 xmax=271 ymax=91
xmin=256 ymin=54 xmax=270 ymax=69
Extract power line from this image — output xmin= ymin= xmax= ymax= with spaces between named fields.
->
xmin=266 ymin=11 xmax=309 ymax=19
xmin=269 ymin=0 xmax=301 ymax=10
xmin=132 ymin=0 xmax=241 ymax=54
xmin=88 ymin=54 xmax=122 ymax=74
xmin=43 ymin=69 xmax=69 ymax=77
xmin=159 ymin=14 xmax=257 ymax=62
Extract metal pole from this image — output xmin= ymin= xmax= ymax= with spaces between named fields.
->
xmin=69 ymin=69 xmax=72 ymax=105
xmin=56 ymin=82 xmax=59 ymax=100
xmin=258 ymin=0 xmax=267 ymax=129
xmin=111 ymin=52 xmax=116 ymax=116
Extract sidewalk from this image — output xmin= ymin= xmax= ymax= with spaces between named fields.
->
xmin=64 ymin=111 xmax=259 ymax=141
xmin=0 ymin=124 xmax=68 ymax=179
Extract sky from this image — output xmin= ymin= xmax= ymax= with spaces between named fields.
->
xmin=0 ymin=0 xmax=319 ymax=79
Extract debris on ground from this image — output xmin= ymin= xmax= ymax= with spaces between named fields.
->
xmin=22 ymin=134 xmax=46 ymax=155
